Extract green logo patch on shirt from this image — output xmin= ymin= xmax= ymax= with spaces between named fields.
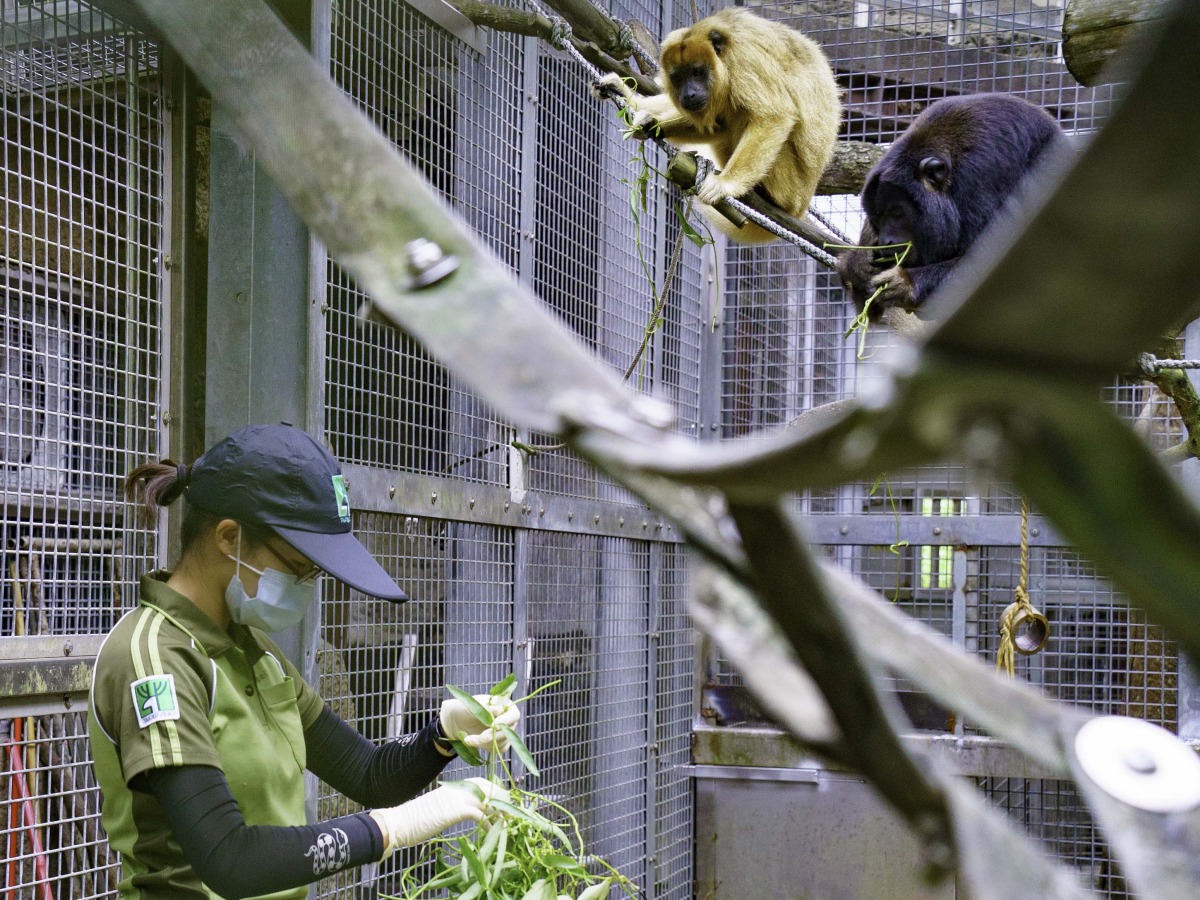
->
xmin=131 ymin=674 xmax=180 ymax=728
xmin=332 ymin=474 xmax=351 ymax=523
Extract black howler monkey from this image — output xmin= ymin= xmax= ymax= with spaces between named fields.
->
xmin=838 ymin=93 xmax=1065 ymax=315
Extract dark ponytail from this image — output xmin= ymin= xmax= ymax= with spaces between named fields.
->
xmin=124 ymin=459 xmax=188 ymax=519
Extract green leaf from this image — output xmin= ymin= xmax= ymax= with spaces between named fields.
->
xmin=447 ymin=684 xmax=494 ymax=726
xmin=675 ymin=204 xmax=706 ymax=247
xmin=500 ymin=724 xmax=539 ymax=778
xmin=491 ymin=820 xmax=509 ymax=885
xmin=520 ymin=879 xmax=553 ymax=900
xmin=442 ymin=778 xmax=486 ymax=802
xmin=488 ymin=798 xmax=547 ymax=829
xmin=577 ymin=879 xmax=613 ymax=900
xmin=476 ymin=818 xmax=505 ymax=865
xmin=460 ymin=835 xmax=490 ymax=889
xmin=542 ymin=853 xmax=585 ymax=873
xmin=451 ymin=739 xmax=486 ymax=767
xmin=460 ymin=882 xmax=484 ymax=900
xmin=490 ymin=673 xmax=518 ymax=697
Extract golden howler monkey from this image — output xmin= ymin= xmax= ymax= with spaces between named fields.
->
xmin=607 ymin=8 xmax=841 ymax=244
xmin=838 ymin=93 xmax=1066 ymax=316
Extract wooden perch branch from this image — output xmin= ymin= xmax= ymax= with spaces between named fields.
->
xmin=1062 ymin=0 xmax=1174 ymax=86
xmin=819 ymin=141 xmax=885 ymax=196
xmin=1150 ymin=367 xmax=1200 ymax=463
xmin=448 ymin=0 xmax=657 ymax=93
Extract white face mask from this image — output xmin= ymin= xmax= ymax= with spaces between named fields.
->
xmin=225 ymin=535 xmax=317 ymax=632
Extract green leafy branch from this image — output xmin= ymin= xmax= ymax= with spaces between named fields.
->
xmin=384 ymin=675 xmax=643 ymax=900
xmin=830 ymin=241 xmax=914 ymax=359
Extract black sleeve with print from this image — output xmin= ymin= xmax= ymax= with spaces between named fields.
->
xmin=137 ymin=765 xmax=384 ymax=896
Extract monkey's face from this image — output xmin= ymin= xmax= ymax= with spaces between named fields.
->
xmin=661 ymin=28 xmax=727 ymax=124
xmin=863 ymin=154 xmax=959 ymax=266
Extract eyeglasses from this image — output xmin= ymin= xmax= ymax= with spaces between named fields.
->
xmin=262 ymin=541 xmax=322 ymax=585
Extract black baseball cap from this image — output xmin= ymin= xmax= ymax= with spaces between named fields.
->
xmin=185 ymin=423 xmax=406 ymax=601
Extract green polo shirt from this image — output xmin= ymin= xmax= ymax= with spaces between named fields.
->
xmin=89 ymin=571 xmax=325 ymax=899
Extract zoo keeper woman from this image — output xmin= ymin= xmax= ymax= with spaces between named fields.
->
xmin=88 ymin=423 xmax=520 ymax=899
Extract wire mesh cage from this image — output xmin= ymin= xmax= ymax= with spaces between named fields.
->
xmin=707 ymin=1 xmax=1175 ymax=896
xmin=0 ymin=0 xmax=1186 ymax=897
xmin=1 ymin=2 xmax=163 ymax=896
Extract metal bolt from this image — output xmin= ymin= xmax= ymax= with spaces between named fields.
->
xmin=619 ymin=517 xmax=625 ymax=527
xmin=405 ymin=238 xmax=459 ymax=288
xmin=64 ymin=640 xmax=74 ymax=656
xmin=430 ymin=492 xmax=438 ymax=503
xmin=642 ymin=520 xmax=648 ymax=529
xmin=388 ymin=485 xmax=395 ymax=499
xmin=568 ymin=511 xmax=574 ymax=521
xmin=933 ymin=526 xmax=942 ymax=536
xmin=1031 ymin=527 xmax=1040 ymax=537
xmin=711 ymin=423 xmax=719 ymax=431
xmin=470 ymin=498 xmax=476 ymax=509
xmin=840 ymin=526 xmax=849 ymax=535
xmin=539 ymin=507 xmax=545 ymax=517
xmin=63 ymin=694 xmax=73 ymax=709
xmin=505 ymin=500 xmax=510 ymax=512
xmin=1125 ymin=748 xmax=1158 ymax=775
xmin=594 ymin=514 xmax=601 ymax=525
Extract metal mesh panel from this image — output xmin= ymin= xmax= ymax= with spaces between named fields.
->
xmin=0 ymin=0 xmax=163 ymax=604
xmin=2 ymin=711 xmax=117 ymax=898
xmin=1 ymin=3 xmax=164 ymax=896
xmin=978 ymin=777 xmax=1130 ymax=896
xmin=321 ymin=1 xmax=697 ymax=894
xmin=312 ymin=513 xmax=513 ymax=898
xmin=705 ymin=2 xmax=1176 ymax=891
xmin=652 ymin=543 xmax=695 ymax=900
xmin=325 ymin=0 xmax=510 ymax=484
xmin=522 ymin=532 xmax=649 ymax=881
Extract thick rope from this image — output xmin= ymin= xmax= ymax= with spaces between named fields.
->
xmin=723 ymin=196 xmax=839 ymax=267
xmin=807 ymin=207 xmax=850 ymax=245
xmin=1139 ymin=352 xmax=1200 ymax=374
xmin=996 ymin=496 xmax=1032 ymax=677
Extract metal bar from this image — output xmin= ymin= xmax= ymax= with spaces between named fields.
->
xmin=511 ymin=528 xmax=531 ymax=786
xmin=646 ymin=541 xmax=661 ymax=887
xmin=683 ymin=764 xmax=823 ymax=784
xmin=340 ymin=462 xmax=681 ymax=541
xmin=806 ymin=514 xmax=1062 ymax=547
xmin=692 ymin=725 xmax=1061 ymax=780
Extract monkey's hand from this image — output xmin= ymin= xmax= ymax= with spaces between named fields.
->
xmin=869 ymin=266 xmax=916 ymax=308
xmin=836 ymin=249 xmax=882 ymax=313
xmin=695 ymin=171 xmax=738 ymax=207
xmin=592 ymin=72 xmax=633 ymax=103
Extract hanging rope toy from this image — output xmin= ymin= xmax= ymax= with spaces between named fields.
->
xmin=996 ymin=496 xmax=1051 ymax=676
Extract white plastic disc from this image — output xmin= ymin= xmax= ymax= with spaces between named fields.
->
xmin=1074 ymin=716 xmax=1200 ymax=813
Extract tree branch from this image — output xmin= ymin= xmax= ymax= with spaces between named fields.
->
xmin=1062 ymin=0 xmax=1174 ymax=86
xmin=447 ymin=0 xmax=658 ymax=93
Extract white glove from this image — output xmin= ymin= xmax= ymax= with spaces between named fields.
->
xmin=440 ymin=693 xmax=521 ymax=753
xmin=369 ymin=778 xmax=508 ymax=858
